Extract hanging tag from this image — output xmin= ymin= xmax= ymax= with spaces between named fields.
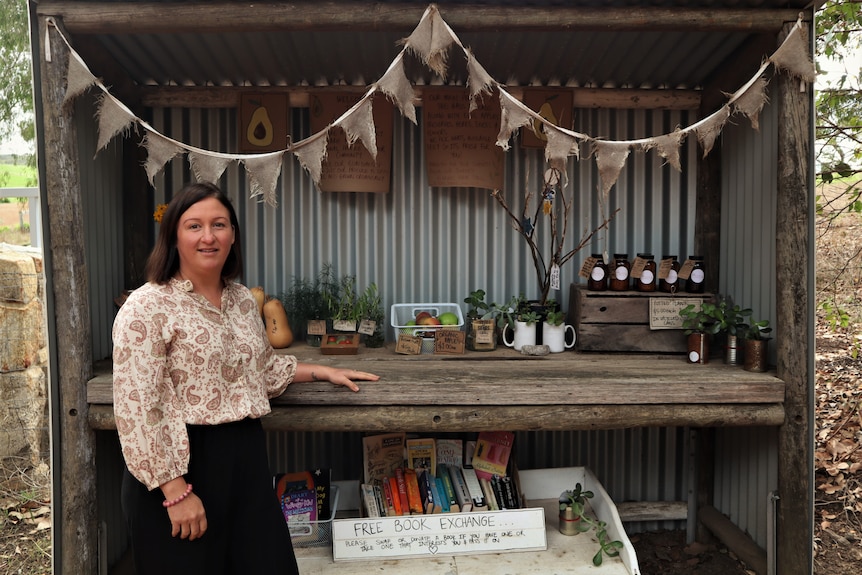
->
xmin=45 ymin=25 xmax=52 ymax=63
xmin=543 ymin=199 xmax=552 ymax=215
xmin=550 ymin=264 xmax=560 ymax=291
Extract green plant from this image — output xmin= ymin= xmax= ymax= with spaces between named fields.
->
xmin=559 ymin=482 xmax=624 ymax=566
xmin=712 ymin=296 xmax=752 ymax=337
xmin=679 ymin=302 xmax=721 ymax=335
xmin=356 ymin=282 xmax=385 ymax=347
xmin=545 ymin=309 xmax=566 ymax=326
xmin=464 ymin=289 xmax=495 ymax=320
xmin=744 ymin=318 xmax=773 ymax=340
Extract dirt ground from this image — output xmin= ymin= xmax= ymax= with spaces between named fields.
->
xmin=0 ymin=201 xmax=23 ymax=228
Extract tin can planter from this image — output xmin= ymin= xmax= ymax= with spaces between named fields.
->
xmin=743 ymin=338 xmax=770 ymax=372
xmin=687 ymin=332 xmax=710 ymax=364
xmin=725 ymin=334 xmax=740 ymax=365
xmin=558 ymin=506 xmax=583 ymax=536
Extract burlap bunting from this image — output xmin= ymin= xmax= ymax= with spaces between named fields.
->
xmin=641 ymin=129 xmax=685 ymax=172
xmin=377 ymin=57 xmax=417 ymax=124
xmin=242 ymin=153 xmax=285 ymax=207
xmin=64 ymin=52 xmax=97 ymax=108
xmin=732 ymin=77 xmax=770 ymax=131
xmin=337 ymin=97 xmax=377 ymax=159
xmin=466 ymin=49 xmax=496 ymax=113
xmin=545 ymin=127 xmax=579 ymax=170
xmin=593 ymin=141 xmax=631 ymax=198
xmin=292 ymin=130 xmax=330 ymax=185
xmin=142 ymin=132 xmax=184 ymax=185
xmin=496 ymin=94 xmax=533 ymax=150
xmin=695 ymin=106 xmax=731 ymax=158
xmin=403 ymin=5 xmax=453 ymax=78
xmin=770 ymin=26 xmax=817 ymax=84
xmin=188 ymin=151 xmax=232 ymax=184
xmin=95 ymin=93 xmax=136 ymax=155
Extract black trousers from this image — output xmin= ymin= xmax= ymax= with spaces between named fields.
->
xmin=121 ymin=418 xmax=299 ymax=575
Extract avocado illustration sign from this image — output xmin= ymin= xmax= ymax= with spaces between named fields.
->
xmin=520 ymin=89 xmax=572 ymax=149
xmin=239 ymin=93 xmax=289 ymax=153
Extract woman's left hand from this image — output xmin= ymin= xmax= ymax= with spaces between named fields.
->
xmin=298 ymin=364 xmax=379 ymax=391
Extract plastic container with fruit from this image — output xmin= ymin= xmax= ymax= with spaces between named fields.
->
xmin=390 ymin=303 xmax=465 ymax=339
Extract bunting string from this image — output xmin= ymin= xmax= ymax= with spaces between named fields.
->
xmin=48 ymin=5 xmax=816 ymax=206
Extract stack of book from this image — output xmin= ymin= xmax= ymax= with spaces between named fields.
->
xmin=359 ymin=431 xmax=520 ymax=517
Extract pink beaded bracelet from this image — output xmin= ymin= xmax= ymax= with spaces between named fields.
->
xmin=162 ymin=483 xmax=193 ymax=508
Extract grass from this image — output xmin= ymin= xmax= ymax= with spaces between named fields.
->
xmin=0 ymin=163 xmax=37 ymax=189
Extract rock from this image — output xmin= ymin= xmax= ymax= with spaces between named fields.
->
xmin=521 ymin=345 xmax=550 ymax=356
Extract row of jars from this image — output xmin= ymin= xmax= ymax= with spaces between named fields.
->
xmin=585 ymin=253 xmax=705 ymax=293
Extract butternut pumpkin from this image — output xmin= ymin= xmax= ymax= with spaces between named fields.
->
xmin=250 ymin=286 xmax=266 ymax=317
xmin=263 ymin=297 xmax=294 ymax=348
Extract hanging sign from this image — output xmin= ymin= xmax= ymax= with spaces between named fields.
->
xmin=310 ymin=92 xmax=393 ymax=193
xmin=239 ymin=93 xmax=289 ymax=153
xmin=423 ymin=88 xmax=503 ymax=190
xmin=520 ymin=88 xmax=573 ymax=149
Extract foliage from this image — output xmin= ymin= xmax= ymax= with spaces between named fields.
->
xmin=679 ymin=302 xmax=721 ymax=335
xmin=0 ymin=1 xmax=35 ymax=160
xmin=679 ymin=296 xmax=753 ymax=337
xmin=559 ymin=482 xmax=624 ymax=566
xmin=743 ymin=318 xmax=773 ymax=341
xmin=545 ymin=309 xmax=566 ymax=326
xmin=464 ymin=289 xmax=495 ymax=320
xmin=356 ymin=282 xmax=385 ymax=347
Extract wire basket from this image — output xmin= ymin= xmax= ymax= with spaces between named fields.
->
xmin=390 ymin=303 xmax=464 ymax=339
xmin=288 ymin=486 xmax=339 ymax=548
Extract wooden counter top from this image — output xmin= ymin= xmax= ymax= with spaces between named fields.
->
xmin=87 ymin=343 xmax=785 ymax=432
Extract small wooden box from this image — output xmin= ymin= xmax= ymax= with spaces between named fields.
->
xmin=568 ymin=283 xmax=709 ymax=353
xmin=320 ymin=333 xmax=360 ymax=355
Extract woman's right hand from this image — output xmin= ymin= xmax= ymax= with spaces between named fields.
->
xmin=167 ymin=492 xmax=208 ymax=540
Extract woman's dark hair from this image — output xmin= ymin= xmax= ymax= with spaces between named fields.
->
xmin=145 ymin=182 xmax=244 ymax=284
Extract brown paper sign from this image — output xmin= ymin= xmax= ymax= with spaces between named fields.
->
xmin=310 ymin=92 xmax=393 ymax=193
xmin=578 ymin=256 xmax=598 ymax=279
xmin=307 ymin=319 xmax=327 ymax=336
xmin=395 ymin=334 xmax=423 ymax=355
xmin=658 ymin=258 xmax=674 ymax=280
xmin=520 ymin=88 xmax=573 ymax=149
xmin=472 ymin=319 xmax=496 ymax=344
xmin=630 ymin=256 xmax=647 ymax=279
xmin=649 ymin=298 xmax=705 ymax=330
xmin=678 ymin=259 xmax=695 ymax=280
xmin=423 ymin=87 xmax=503 ymax=190
xmin=239 ymin=93 xmax=289 ymax=152
xmin=358 ymin=319 xmax=377 ymax=336
xmin=434 ymin=330 xmax=465 ymax=354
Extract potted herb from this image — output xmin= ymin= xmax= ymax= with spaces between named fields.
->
xmin=542 ymin=306 xmax=576 ymax=353
xmin=742 ymin=318 xmax=772 ymax=372
xmin=558 ymin=483 xmax=624 ymax=566
xmin=679 ymin=301 xmax=721 ymax=364
xmin=356 ymin=282 xmax=385 ymax=348
xmin=464 ymin=289 xmax=500 ymax=351
xmin=711 ymin=296 xmax=752 ymax=365
xmin=280 ymin=275 xmax=327 ymax=346
xmin=502 ymin=295 xmax=541 ymax=351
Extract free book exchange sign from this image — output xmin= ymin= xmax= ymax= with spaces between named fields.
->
xmin=332 ymin=508 xmax=546 ymax=561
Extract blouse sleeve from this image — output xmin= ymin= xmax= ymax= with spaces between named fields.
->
xmin=112 ymin=290 xmax=190 ymax=491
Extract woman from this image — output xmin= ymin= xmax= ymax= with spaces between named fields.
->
xmin=112 ymin=182 xmax=379 ymax=574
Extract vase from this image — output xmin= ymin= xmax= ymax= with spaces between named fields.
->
xmin=502 ymin=320 xmax=536 ymax=351
xmin=687 ymin=332 xmax=709 ymax=364
xmin=743 ymin=339 xmax=769 ymax=372
xmin=542 ymin=323 xmax=576 ymax=353
xmin=558 ymin=506 xmax=582 ymax=536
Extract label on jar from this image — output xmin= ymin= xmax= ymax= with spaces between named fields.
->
xmin=690 ymin=268 xmax=705 ymax=284
xmin=666 ymin=269 xmax=678 ymax=283
xmin=640 ymin=269 xmax=655 ymax=284
xmin=658 ymin=258 xmax=674 ymax=280
xmin=590 ymin=266 xmax=606 ymax=281
xmin=678 ymin=259 xmax=695 ymax=280
xmin=579 ymin=256 xmax=598 ymax=279
xmin=615 ymin=266 xmax=629 ymax=281
xmin=630 ymin=257 xmax=647 ymax=279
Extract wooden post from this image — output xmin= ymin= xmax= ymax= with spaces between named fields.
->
xmin=774 ymin=19 xmax=814 ymax=575
xmin=37 ymin=15 xmax=97 ymax=574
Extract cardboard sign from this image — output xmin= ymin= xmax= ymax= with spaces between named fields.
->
xmin=423 ymin=88 xmax=503 ymax=190
xmin=649 ymin=297 xmax=705 ymax=330
xmin=239 ymin=93 xmax=289 ymax=152
xmin=358 ymin=319 xmax=377 ymax=336
xmin=520 ymin=88 xmax=573 ymax=149
xmin=332 ymin=508 xmax=547 ymax=562
xmin=434 ymin=329 xmax=465 ymax=354
xmin=309 ymin=92 xmax=393 ymax=193
xmin=307 ymin=319 xmax=327 ymax=336
xmin=396 ymin=334 xmax=423 ymax=355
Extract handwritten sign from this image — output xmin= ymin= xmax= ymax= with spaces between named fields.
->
xmin=395 ymin=334 xmax=423 ymax=355
xmin=332 ymin=508 xmax=546 ymax=562
xmin=309 ymin=92 xmax=393 ymax=193
xmin=307 ymin=320 xmax=327 ymax=336
xmin=649 ymin=297 xmax=705 ymax=330
xmin=423 ymin=88 xmax=503 ymax=190
xmin=434 ymin=329 xmax=465 ymax=354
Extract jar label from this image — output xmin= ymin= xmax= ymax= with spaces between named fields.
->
xmin=640 ymin=270 xmax=655 ymax=284
xmin=590 ymin=267 xmax=606 ymax=281
xmin=666 ymin=269 xmax=678 ymax=283
xmin=690 ymin=269 xmax=705 ymax=283
xmin=688 ymin=350 xmax=700 ymax=363
xmin=615 ymin=267 xmax=629 ymax=281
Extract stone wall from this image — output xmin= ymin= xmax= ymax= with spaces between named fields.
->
xmin=0 ymin=244 xmax=48 ymax=464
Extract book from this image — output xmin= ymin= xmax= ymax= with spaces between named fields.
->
xmin=394 ymin=468 xmax=411 ymax=515
xmin=404 ymin=468 xmax=424 ymax=515
xmin=460 ymin=466 xmax=488 ymax=511
xmin=501 ymin=475 xmax=521 ymax=509
xmin=445 ymin=464 xmax=473 ymax=513
xmin=374 ymin=483 xmax=387 ymax=517
xmin=471 ymin=431 xmax=514 ymax=480
xmin=406 ymin=437 xmax=436 ymax=472
xmin=464 ymin=439 xmax=478 ymax=468
xmin=435 ymin=476 xmax=451 ymax=513
xmin=436 ymin=464 xmax=460 ymax=512
xmin=418 ymin=470 xmax=442 ymax=514
xmin=362 ymin=432 xmax=406 ymax=484
xmin=361 ymin=483 xmax=381 ymax=517
xmin=382 ymin=479 xmax=397 ymax=516
xmin=388 ymin=476 xmax=404 ymax=515
xmin=479 ymin=477 xmax=499 ymax=511
xmin=435 ymin=438 xmax=464 ymax=467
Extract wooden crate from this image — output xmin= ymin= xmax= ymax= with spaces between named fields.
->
xmin=568 ymin=283 xmax=709 ymax=353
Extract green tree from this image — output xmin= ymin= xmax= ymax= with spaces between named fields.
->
xmin=0 ymin=0 xmax=35 ymax=158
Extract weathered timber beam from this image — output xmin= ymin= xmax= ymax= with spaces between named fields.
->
xmin=699 ymin=505 xmax=768 ymax=575
xmin=140 ymin=85 xmax=701 ymax=110
xmin=88 ymin=404 xmax=785 ymax=432
xmin=37 ymin=2 xmax=806 ymax=35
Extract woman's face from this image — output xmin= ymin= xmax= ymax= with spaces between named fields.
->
xmin=175 ymin=197 xmax=235 ymax=278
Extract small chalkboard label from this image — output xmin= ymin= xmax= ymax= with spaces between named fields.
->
xmin=332 ymin=508 xmax=546 ymax=562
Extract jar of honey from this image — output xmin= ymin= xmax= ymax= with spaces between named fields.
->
xmin=609 ymin=253 xmax=630 ymax=291
xmin=685 ymin=255 xmax=705 ymax=293
xmin=635 ymin=253 xmax=656 ymax=292
xmin=659 ymin=255 xmax=680 ymax=293
xmin=587 ymin=253 xmax=608 ymax=291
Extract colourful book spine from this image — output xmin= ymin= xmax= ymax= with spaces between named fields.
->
xmin=446 ymin=465 xmax=473 ymax=512
xmin=436 ymin=464 xmax=460 ymax=512
xmin=388 ymin=476 xmax=404 ymax=515
xmin=435 ymin=476 xmax=451 ymax=513
xmin=382 ymin=478 xmax=397 ymax=516
xmin=404 ymin=468 xmax=424 ymax=515
xmin=479 ymin=477 xmax=499 ymax=511
xmin=394 ymin=468 xmax=411 ymax=515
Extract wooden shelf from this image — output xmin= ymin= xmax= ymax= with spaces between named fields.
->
xmin=88 ymin=344 xmax=784 ymax=432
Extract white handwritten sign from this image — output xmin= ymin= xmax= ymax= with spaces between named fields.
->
xmin=332 ymin=508 xmax=546 ymax=562
xmin=649 ymin=297 xmax=705 ymax=329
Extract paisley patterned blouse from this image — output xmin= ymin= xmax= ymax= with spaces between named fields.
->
xmin=112 ymin=278 xmax=297 ymax=490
